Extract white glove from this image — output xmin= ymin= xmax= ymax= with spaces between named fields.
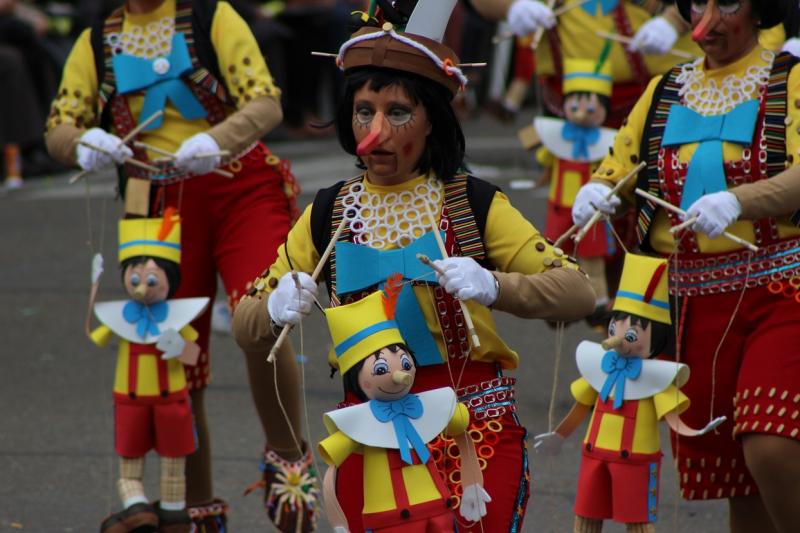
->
xmin=572 ymin=182 xmax=621 ymax=226
xmin=629 ymin=17 xmax=678 ymax=55
xmin=174 ymin=133 xmax=222 ymax=175
xmin=76 ymin=128 xmax=133 ymax=171
xmin=267 ymin=272 xmax=318 ymax=327
xmin=685 ymin=191 xmax=741 ymax=238
xmin=157 ymin=328 xmax=186 ymax=359
xmin=432 ymin=256 xmax=498 ymax=306
xmin=507 ymin=0 xmax=555 ymax=37
xmin=91 ymin=253 xmax=104 ymax=284
xmin=459 ymin=484 xmax=491 ymax=522
xmin=698 ymin=416 xmax=727 ymax=436
xmin=533 ymin=431 xmax=564 ymax=456
xmin=782 ymin=37 xmax=800 ymax=57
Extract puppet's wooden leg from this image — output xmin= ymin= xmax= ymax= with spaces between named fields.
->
xmin=118 ymin=456 xmax=146 ymax=507
xmin=625 ymin=522 xmax=655 ymax=533
xmin=574 ymin=515 xmax=603 ymax=533
xmin=161 ymin=456 xmax=186 ymax=508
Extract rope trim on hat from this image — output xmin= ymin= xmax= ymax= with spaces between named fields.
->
xmin=337 ymin=29 xmax=468 ymax=88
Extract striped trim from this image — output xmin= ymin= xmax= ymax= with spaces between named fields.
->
xmin=335 ymin=320 xmax=398 ymax=357
xmin=119 ymin=240 xmax=181 ymax=251
xmin=615 ymin=290 xmax=670 ymax=310
xmin=564 ymin=72 xmax=612 ymax=82
xmin=444 ymin=176 xmax=487 ymax=260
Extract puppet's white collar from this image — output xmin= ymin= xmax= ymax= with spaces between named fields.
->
xmin=576 ymin=340 xmax=689 ymax=400
xmin=534 ymin=116 xmax=617 ymax=163
xmin=93 ymin=297 xmax=209 ymax=344
xmin=323 ymin=387 xmax=457 ymax=449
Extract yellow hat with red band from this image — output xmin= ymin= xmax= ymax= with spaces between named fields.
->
xmin=613 ymin=254 xmax=671 ymax=325
xmin=325 ymin=276 xmax=405 ymax=374
xmin=563 ymin=58 xmax=613 ymax=97
xmin=118 ymin=209 xmax=181 ymax=264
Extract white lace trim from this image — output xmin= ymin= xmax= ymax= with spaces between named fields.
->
xmin=341 ymin=177 xmax=443 ymax=249
xmin=106 ymin=17 xmax=175 ymax=59
xmin=676 ymin=50 xmax=774 ymax=116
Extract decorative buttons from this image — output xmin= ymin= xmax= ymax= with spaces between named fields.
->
xmin=400 ymin=509 xmax=410 ymax=519
xmin=268 ymin=277 xmax=278 ymax=289
xmin=382 ymin=22 xmax=394 ymax=32
xmin=153 ymin=57 xmax=170 ymax=75
xmin=535 ymin=242 xmax=546 ymax=252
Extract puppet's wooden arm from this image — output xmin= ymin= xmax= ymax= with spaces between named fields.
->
xmin=664 ymin=411 xmax=726 ymax=437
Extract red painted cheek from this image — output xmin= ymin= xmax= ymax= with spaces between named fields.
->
xmin=402 ymin=142 xmax=414 ymax=157
xmin=733 ymin=24 xmax=741 ymax=35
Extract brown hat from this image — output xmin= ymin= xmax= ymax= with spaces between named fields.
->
xmin=336 ymin=0 xmax=466 ymax=97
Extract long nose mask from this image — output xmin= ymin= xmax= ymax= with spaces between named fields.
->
xmin=692 ymin=1 xmax=720 ymax=42
xmin=356 ymin=112 xmax=387 ymax=156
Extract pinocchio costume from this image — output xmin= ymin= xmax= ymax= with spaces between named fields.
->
xmin=570 ymin=254 xmax=689 ymax=525
xmin=319 ymin=287 xmax=469 ymax=533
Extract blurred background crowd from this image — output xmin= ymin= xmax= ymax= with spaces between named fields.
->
xmin=0 ymin=0 xmax=504 ymax=188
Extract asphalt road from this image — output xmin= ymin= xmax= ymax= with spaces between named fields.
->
xmin=0 ymin=113 xmax=728 ymax=531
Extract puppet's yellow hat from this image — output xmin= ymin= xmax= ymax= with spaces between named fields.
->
xmin=325 ymin=279 xmax=404 ymax=375
xmin=118 ymin=209 xmax=181 ymax=264
xmin=613 ymin=254 xmax=671 ymax=325
xmin=563 ymin=58 xmax=612 ymax=97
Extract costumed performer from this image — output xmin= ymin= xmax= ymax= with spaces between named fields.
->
xmin=318 ymin=277 xmax=490 ymax=532
xmin=87 ymin=213 xmax=207 ymax=532
xmin=520 ymin=53 xmax=618 ymax=327
xmin=533 ymin=253 xmax=724 ymax=532
xmin=569 ymin=0 xmax=800 ymax=529
xmin=232 ymin=0 xmax=597 ymax=531
xmin=43 ymin=0 xmax=311 ymax=530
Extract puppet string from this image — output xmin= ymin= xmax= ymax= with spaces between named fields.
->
xmin=271 ymin=286 xmax=304 ymax=457
xmin=548 ymin=321 xmax=565 ymax=432
xmin=708 ymin=251 xmax=752 ymax=423
xmin=604 ymin=216 xmax=629 ymax=255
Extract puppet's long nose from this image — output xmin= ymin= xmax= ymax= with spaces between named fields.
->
xmin=692 ymin=1 xmax=720 ymax=42
xmin=134 ymin=283 xmax=148 ymax=299
xmin=356 ymin=112 xmax=389 ymax=156
xmin=601 ymin=336 xmax=623 ymax=351
xmin=392 ymin=370 xmax=413 ymax=386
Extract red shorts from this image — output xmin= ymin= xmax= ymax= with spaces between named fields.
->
xmin=544 ymin=203 xmax=609 ymax=259
xmin=671 ymin=283 xmax=800 ymax=500
xmin=337 ymin=363 xmax=530 ymax=533
xmin=159 ymin=143 xmax=296 ymax=390
xmin=575 ymin=449 xmax=661 ymax=524
xmin=114 ymin=392 xmax=196 ymax=458
xmin=365 ymin=506 xmax=454 ymax=532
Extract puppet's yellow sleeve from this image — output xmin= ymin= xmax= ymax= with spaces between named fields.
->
xmin=90 ymin=324 xmax=113 ymax=348
xmin=570 ymin=377 xmax=599 ymax=407
xmin=319 ymin=430 xmax=360 ymax=467
xmin=653 ymin=384 xmax=690 ymax=420
xmin=179 ymin=324 xmax=199 ymax=342
xmin=444 ymin=403 xmax=470 ymax=437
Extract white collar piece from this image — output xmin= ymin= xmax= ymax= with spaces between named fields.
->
xmin=534 ymin=116 xmax=617 ymax=163
xmin=93 ymin=297 xmax=209 ymax=344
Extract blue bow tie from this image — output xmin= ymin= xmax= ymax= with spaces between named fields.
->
xmin=112 ymin=32 xmax=207 ymax=131
xmin=336 ymin=231 xmax=443 ymax=366
xmin=122 ymin=300 xmax=168 ymax=339
xmin=581 ymin=0 xmax=619 ymax=15
xmin=599 ymin=351 xmax=642 ymax=409
xmin=370 ymin=395 xmax=430 ymax=465
xmin=663 ymin=100 xmax=760 ymax=211
xmin=561 ymin=122 xmax=601 ymax=161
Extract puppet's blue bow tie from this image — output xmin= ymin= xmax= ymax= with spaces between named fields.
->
xmin=561 ymin=122 xmax=601 ymax=160
xmin=600 ymin=350 xmax=642 ymax=409
xmin=370 ymin=395 xmax=430 ymax=465
xmin=123 ymin=300 xmax=168 ymax=339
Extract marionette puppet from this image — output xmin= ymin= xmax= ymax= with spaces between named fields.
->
xmin=317 ymin=276 xmax=490 ymax=532
xmin=533 ymin=254 xmax=725 ymax=533
xmin=518 ymin=52 xmax=617 ymax=327
xmin=86 ymin=210 xmax=208 ymax=533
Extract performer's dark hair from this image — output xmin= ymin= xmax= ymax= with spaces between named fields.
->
xmin=335 ymin=66 xmax=466 ymax=182
xmin=563 ymin=91 xmax=611 ymax=115
xmin=120 ymin=256 xmax=181 ymax=299
xmin=674 ymin=0 xmax=788 ymax=29
xmin=342 ymin=343 xmax=416 ymax=402
xmin=611 ymin=311 xmax=674 ymax=358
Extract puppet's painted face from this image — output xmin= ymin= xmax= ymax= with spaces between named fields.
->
xmin=563 ymin=93 xmax=607 ymax=128
xmin=352 ymin=83 xmax=431 ymax=186
xmin=607 ymin=316 xmax=652 ymax=358
xmin=690 ymin=0 xmax=757 ymax=65
xmin=123 ymin=259 xmax=169 ymax=305
xmin=357 ymin=345 xmax=416 ymax=401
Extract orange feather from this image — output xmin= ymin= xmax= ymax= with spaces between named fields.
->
xmin=158 ymin=207 xmax=180 ymax=241
xmin=382 ymin=273 xmax=403 ymax=320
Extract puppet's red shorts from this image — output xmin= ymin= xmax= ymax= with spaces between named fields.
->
xmin=544 ymin=204 xmax=609 ymax=259
xmin=337 ymin=362 xmax=530 ymax=533
xmin=574 ymin=448 xmax=661 ymax=523
xmin=363 ymin=500 xmax=455 ymax=532
xmin=161 ymin=142 xmax=297 ymax=390
xmin=670 ymin=281 xmax=800 ymax=500
xmin=114 ymin=391 xmax=196 ymax=458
